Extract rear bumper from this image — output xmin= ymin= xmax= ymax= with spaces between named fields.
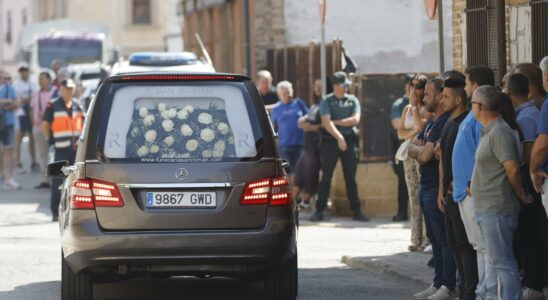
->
xmin=61 ymin=208 xmax=297 ymax=275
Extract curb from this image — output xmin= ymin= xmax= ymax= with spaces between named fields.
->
xmin=341 ymin=255 xmax=430 ymax=286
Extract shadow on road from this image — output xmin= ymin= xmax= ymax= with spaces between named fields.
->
xmin=0 ymin=266 xmax=420 ymax=300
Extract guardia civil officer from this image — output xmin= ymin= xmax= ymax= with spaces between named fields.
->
xmin=309 ymin=72 xmax=369 ymax=222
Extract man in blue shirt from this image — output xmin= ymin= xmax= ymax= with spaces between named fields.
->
xmin=0 ymin=71 xmax=21 ymax=190
xmin=452 ymin=66 xmax=497 ymax=299
xmin=531 ymin=56 xmax=548 ymax=218
xmin=408 ymin=78 xmax=455 ymax=299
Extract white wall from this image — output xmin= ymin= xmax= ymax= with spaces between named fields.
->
xmin=284 ymin=0 xmax=453 ymax=74
xmin=0 ymin=0 xmax=34 ymax=75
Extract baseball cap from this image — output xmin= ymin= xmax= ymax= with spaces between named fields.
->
xmin=332 ymin=71 xmax=351 ymax=87
xmin=61 ymin=79 xmax=76 ymax=89
xmin=18 ymin=62 xmax=29 ymax=72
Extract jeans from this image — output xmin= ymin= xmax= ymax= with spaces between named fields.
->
xmin=458 ymin=196 xmax=497 ymax=299
xmin=445 ymin=195 xmax=478 ymax=300
xmin=50 ymin=148 xmax=75 ymax=218
xmin=316 ymin=135 xmax=361 ymax=215
xmin=476 ymin=212 xmax=521 ymax=300
xmin=516 ymin=165 xmax=548 ymax=292
xmin=420 ymin=187 xmax=456 ymax=290
xmin=278 ymin=145 xmax=302 ymax=170
xmin=542 ymin=181 xmax=548 ymax=220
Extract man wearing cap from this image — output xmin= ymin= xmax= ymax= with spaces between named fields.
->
xmin=309 ymin=71 xmax=369 ymax=222
xmin=13 ymin=63 xmax=39 ymax=173
xmin=41 ymin=79 xmax=83 ymax=222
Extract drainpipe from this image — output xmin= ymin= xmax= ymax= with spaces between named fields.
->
xmin=496 ymin=0 xmax=506 ymax=82
xmin=438 ymin=0 xmax=445 ymax=74
xmin=242 ymin=0 xmax=251 ymax=76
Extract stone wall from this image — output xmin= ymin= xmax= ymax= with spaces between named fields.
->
xmin=330 ymin=162 xmax=398 ymax=217
xmin=253 ymin=0 xmax=286 ymax=70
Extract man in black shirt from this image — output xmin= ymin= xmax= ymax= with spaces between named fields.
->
xmin=438 ymin=77 xmax=478 ymax=300
xmin=255 ymin=70 xmax=279 ymax=109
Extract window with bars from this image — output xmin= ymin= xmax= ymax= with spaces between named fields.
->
xmin=532 ymin=0 xmax=548 ymax=64
xmin=466 ymin=0 xmax=489 ymax=67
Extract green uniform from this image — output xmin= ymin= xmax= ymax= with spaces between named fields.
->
xmin=316 ymin=93 xmax=362 ymax=215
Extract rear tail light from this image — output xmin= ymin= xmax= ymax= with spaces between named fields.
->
xmin=240 ymin=177 xmax=292 ymax=206
xmin=70 ymin=179 xmax=124 ymax=209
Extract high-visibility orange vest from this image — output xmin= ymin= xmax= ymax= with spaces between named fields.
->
xmin=50 ymin=98 xmax=83 ymax=150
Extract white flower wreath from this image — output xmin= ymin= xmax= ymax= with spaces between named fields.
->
xmin=145 ymin=130 xmax=157 ymax=142
xmin=180 ymin=124 xmax=193 ymax=136
xmin=214 ymin=140 xmax=226 ymax=152
xmin=168 ymin=108 xmax=177 ymax=119
xmin=186 ymin=139 xmax=199 ymax=152
xmin=198 ymin=113 xmax=213 ymax=125
xmin=183 ymin=105 xmax=194 ymax=113
xmin=158 ymin=102 xmax=167 ymax=112
xmin=200 ymin=128 xmax=215 ymax=143
xmin=177 ymin=109 xmax=189 ymax=120
xmin=149 ymin=144 xmax=160 ymax=154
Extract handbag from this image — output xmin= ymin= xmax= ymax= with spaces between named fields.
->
xmin=395 ymin=139 xmax=411 ymax=164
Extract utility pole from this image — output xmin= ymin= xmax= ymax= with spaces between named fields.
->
xmin=319 ymin=0 xmax=327 ymax=98
xmin=438 ymin=0 xmax=445 ymax=74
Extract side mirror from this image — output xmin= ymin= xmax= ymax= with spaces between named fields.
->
xmin=48 ymin=160 xmax=69 ymax=178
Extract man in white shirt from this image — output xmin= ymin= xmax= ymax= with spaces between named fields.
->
xmin=12 ymin=64 xmax=39 ymax=173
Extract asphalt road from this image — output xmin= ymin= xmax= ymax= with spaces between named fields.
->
xmin=0 ymin=161 xmax=421 ymax=300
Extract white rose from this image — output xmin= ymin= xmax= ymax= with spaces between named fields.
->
xmin=161 ymin=110 xmax=171 ymax=120
xmin=186 ymin=139 xmax=198 ymax=152
xmin=158 ymin=103 xmax=167 ymax=112
xmin=164 ymin=136 xmax=175 ymax=146
xmin=202 ymin=150 xmax=212 ymax=158
xmin=137 ymin=146 xmax=149 ymax=157
xmin=162 ymin=120 xmax=174 ymax=132
xmin=214 ymin=140 xmax=226 ymax=152
xmin=145 ymin=130 xmax=157 ymax=142
xmin=228 ymin=136 xmax=235 ymax=144
xmin=143 ymin=115 xmax=155 ymax=127
xmin=200 ymin=128 xmax=215 ymax=143
xmin=168 ymin=108 xmax=177 ymax=119
xmin=217 ymin=122 xmax=230 ymax=135
xmin=212 ymin=150 xmax=224 ymax=158
xmin=180 ymin=124 xmax=193 ymax=136
xmin=149 ymin=144 xmax=160 ymax=154
xmin=183 ymin=105 xmax=194 ymax=113
xmin=177 ymin=109 xmax=189 ymax=120
xmin=198 ymin=113 xmax=213 ymax=125
xmin=139 ymin=107 xmax=149 ymax=118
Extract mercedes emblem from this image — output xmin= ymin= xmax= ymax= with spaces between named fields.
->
xmin=175 ymin=168 xmax=189 ymax=181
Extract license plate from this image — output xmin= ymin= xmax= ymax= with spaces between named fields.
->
xmin=147 ymin=192 xmax=216 ymax=208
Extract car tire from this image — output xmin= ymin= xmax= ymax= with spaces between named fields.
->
xmin=61 ymin=253 xmax=93 ymax=300
xmin=264 ymin=254 xmax=298 ymax=300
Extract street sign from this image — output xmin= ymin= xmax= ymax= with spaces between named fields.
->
xmin=424 ymin=0 xmax=438 ymax=20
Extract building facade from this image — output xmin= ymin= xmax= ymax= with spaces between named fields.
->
xmin=0 ymin=0 xmax=35 ymax=75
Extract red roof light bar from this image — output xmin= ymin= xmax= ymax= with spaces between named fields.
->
xmin=121 ymin=75 xmax=236 ymax=81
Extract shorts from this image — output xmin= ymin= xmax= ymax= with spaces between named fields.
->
xmin=279 ymin=145 xmax=302 ymax=170
xmin=18 ymin=115 xmax=32 ymax=133
xmin=293 ymin=150 xmax=321 ymax=194
xmin=0 ymin=126 xmax=15 ymax=147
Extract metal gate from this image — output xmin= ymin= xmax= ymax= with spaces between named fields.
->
xmin=532 ymin=0 xmax=548 ymax=64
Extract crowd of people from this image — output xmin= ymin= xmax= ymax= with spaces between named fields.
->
xmin=0 ymin=61 xmax=83 ymax=223
xmin=389 ymin=57 xmax=548 ymax=300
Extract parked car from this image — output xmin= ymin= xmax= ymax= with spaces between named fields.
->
xmin=50 ymin=72 xmax=298 ymax=300
xmin=110 ymin=52 xmax=215 ymax=75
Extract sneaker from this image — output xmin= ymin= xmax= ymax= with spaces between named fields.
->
xmin=428 ymin=286 xmax=452 ymax=300
xmin=352 ymin=212 xmax=370 ymax=222
xmin=408 ymin=245 xmax=424 ymax=252
xmin=309 ymin=210 xmax=324 ymax=222
xmin=3 ymin=178 xmax=21 ymax=190
xmin=31 ymin=162 xmax=40 ymax=172
xmin=35 ymin=182 xmax=50 ymax=189
xmin=424 ymin=244 xmax=433 ymax=253
xmin=414 ymin=284 xmax=438 ymax=299
xmin=298 ymin=200 xmax=311 ymax=210
xmin=522 ymin=287 xmax=545 ymax=300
